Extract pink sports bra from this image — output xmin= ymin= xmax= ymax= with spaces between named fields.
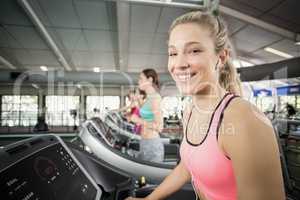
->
xmin=180 ymin=93 xmax=238 ymax=200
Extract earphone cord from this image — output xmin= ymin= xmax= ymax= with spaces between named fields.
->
xmin=191 ymin=180 xmax=199 ymax=200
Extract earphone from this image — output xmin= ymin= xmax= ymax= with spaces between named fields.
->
xmin=214 ymin=59 xmax=220 ymax=71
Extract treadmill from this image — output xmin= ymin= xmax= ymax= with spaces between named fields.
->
xmin=103 ymin=111 xmax=177 ymax=144
xmin=0 ymin=135 xmax=195 ymax=200
xmin=79 ymin=117 xmax=179 ymax=183
xmin=103 ymin=111 xmax=141 ymax=140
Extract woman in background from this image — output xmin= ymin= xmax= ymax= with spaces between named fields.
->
xmin=129 ymin=69 xmax=164 ymax=163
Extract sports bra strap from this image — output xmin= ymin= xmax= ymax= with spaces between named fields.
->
xmin=209 ymin=94 xmax=239 ymax=138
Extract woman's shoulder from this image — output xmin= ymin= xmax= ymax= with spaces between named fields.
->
xmin=148 ymin=92 xmax=162 ymax=102
xmin=150 ymin=91 xmax=161 ymax=98
xmin=220 ymin=97 xmax=275 ymax=156
xmin=224 ymin=97 xmax=272 ymax=129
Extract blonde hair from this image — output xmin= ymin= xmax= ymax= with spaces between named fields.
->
xmin=169 ymin=11 xmax=242 ymax=96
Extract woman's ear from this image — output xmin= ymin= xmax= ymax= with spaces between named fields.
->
xmin=148 ymin=76 xmax=153 ymax=83
xmin=218 ymin=49 xmax=229 ymax=67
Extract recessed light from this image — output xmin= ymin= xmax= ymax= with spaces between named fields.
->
xmin=40 ymin=65 xmax=48 ymax=71
xmin=264 ymin=47 xmax=293 ymax=58
xmin=93 ymin=67 xmax=100 ymax=73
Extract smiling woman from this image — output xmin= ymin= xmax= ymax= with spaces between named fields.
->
xmin=125 ymin=10 xmax=285 ymax=200
xmin=168 ymin=14 xmax=242 ymax=97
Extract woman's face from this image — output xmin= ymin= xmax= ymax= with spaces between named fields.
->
xmin=134 ymin=91 xmax=145 ymax=102
xmin=168 ymin=23 xmax=219 ymax=95
xmin=138 ymin=73 xmax=151 ymax=91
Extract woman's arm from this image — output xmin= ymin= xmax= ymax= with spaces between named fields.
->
xmin=112 ymin=105 xmax=130 ymax=113
xmin=221 ymin=100 xmax=285 ymax=200
xmin=125 ymin=162 xmax=191 ymax=200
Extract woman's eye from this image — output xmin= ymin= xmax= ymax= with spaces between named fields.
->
xmin=169 ymin=52 xmax=177 ymax=57
xmin=189 ymin=49 xmax=201 ymax=54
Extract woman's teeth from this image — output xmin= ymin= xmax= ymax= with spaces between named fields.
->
xmin=176 ymin=73 xmax=196 ymax=82
xmin=178 ymin=74 xmax=190 ymax=81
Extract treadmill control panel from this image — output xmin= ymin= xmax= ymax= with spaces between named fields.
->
xmin=0 ymin=136 xmax=101 ymax=200
xmin=87 ymin=118 xmax=117 ymax=147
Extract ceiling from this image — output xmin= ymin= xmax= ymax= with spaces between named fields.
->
xmin=0 ymin=0 xmax=299 ymax=74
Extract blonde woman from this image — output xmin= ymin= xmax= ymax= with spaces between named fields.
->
xmin=126 ymin=11 xmax=284 ymax=200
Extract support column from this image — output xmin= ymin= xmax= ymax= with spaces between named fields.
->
xmin=79 ymin=90 xmax=86 ymax=123
xmin=38 ymin=91 xmax=46 ymax=118
xmin=0 ymin=95 xmax=2 ymax=126
xmin=120 ymin=86 xmax=125 ymax=107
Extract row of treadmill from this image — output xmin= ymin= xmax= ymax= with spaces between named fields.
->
xmin=0 ymin=111 xmax=299 ymax=199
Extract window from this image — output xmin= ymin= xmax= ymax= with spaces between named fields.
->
xmin=45 ymin=96 xmax=80 ymax=126
xmin=1 ymin=95 xmax=38 ymax=126
xmin=279 ymin=96 xmax=296 ymax=111
xmin=255 ymin=96 xmax=275 ymax=113
xmin=297 ymin=96 xmax=300 ymax=109
xmin=161 ymin=96 xmax=191 ymax=119
xmin=86 ymin=96 xmax=120 ymax=119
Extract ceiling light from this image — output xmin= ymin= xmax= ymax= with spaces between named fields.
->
xmin=240 ymin=60 xmax=254 ymax=67
xmin=232 ymin=60 xmax=241 ymax=68
xmin=93 ymin=67 xmax=100 ymax=73
xmin=32 ymin=84 xmax=39 ymax=89
xmin=40 ymin=65 xmax=48 ymax=71
xmin=232 ymin=59 xmax=254 ymax=68
xmin=264 ymin=47 xmax=293 ymax=59
xmin=295 ymin=41 xmax=300 ymax=45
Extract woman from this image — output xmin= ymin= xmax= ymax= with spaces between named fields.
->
xmin=126 ymin=11 xmax=284 ymax=200
xmin=129 ymin=69 xmax=164 ymax=162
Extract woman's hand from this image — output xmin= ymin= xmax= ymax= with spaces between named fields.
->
xmin=130 ymin=115 xmax=142 ymax=124
xmin=124 ymin=113 xmax=132 ymax=122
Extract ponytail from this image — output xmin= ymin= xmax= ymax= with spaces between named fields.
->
xmin=219 ymin=59 xmax=243 ymax=96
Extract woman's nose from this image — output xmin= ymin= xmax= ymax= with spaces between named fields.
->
xmin=174 ymin=54 xmax=189 ymax=70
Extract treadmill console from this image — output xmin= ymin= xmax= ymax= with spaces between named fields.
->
xmin=0 ymin=135 xmax=102 ymax=200
xmin=87 ymin=118 xmax=117 ymax=147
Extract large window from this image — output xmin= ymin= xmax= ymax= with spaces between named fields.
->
xmin=255 ymin=96 xmax=275 ymax=113
xmin=161 ymin=96 xmax=191 ymax=119
xmin=46 ymin=96 xmax=80 ymax=126
xmin=279 ymin=96 xmax=296 ymax=111
xmin=1 ymin=95 xmax=38 ymax=126
xmin=86 ymin=96 xmax=120 ymax=119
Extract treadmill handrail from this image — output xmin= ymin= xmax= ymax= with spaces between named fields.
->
xmin=80 ymin=120 xmax=175 ymax=169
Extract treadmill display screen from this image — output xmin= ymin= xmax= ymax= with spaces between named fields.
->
xmin=0 ymin=143 xmax=98 ymax=200
xmin=89 ymin=118 xmax=115 ymax=145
